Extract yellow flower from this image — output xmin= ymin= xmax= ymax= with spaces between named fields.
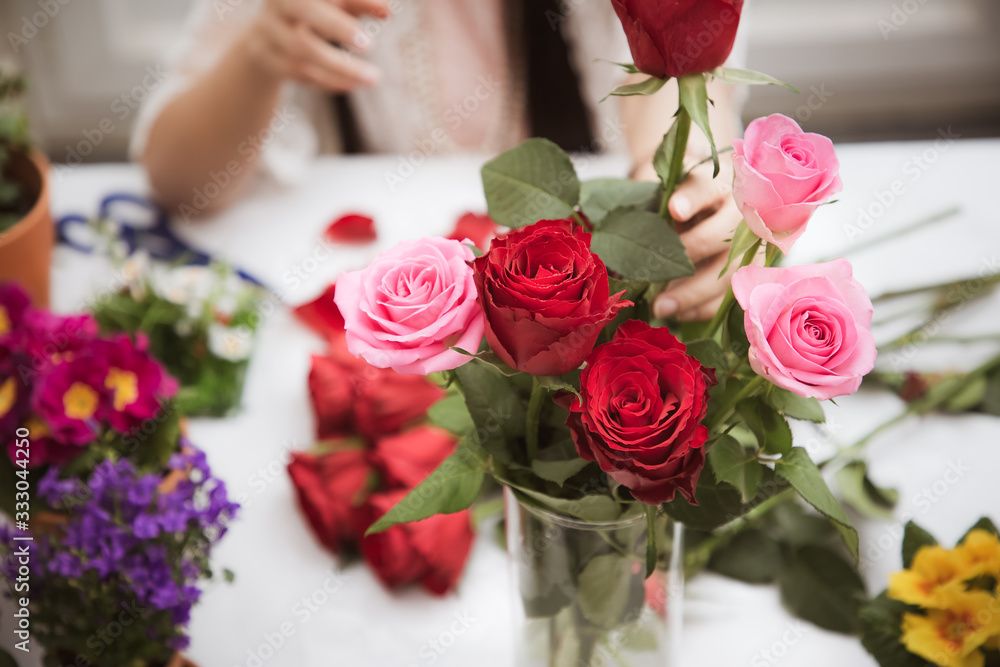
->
xmin=105 ymin=367 xmax=139 ymax=412
xmin=0 ymin=305 xmax=9 ymax=335
xmin=955 ymin=531 xmax=1000 ymax=578
xmin=901 ymin=589 xmax=1000 ymax=667
xmin=0 ymin=377 xmax=15 ymax=419
xmin=890 ymin=546 xmax=966 ymax=608
xmin=63 ymin=382 xmax=99 ymax=420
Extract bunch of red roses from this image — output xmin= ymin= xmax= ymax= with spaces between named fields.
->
xmin=288 ymin=293 xmax=475 ymax=595
xmin=0 ymin=282 xmax=178 ymax=468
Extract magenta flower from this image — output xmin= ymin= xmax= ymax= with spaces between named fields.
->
xmin=32 ymin=355 xmax=109 ymax=445
xmin=0 ymin=282 xmax=31 ymax=338
xmin=94 ymin=335 xmax=177 ymax=433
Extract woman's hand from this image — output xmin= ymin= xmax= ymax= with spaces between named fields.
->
xmin=242 ymin=0 xmax=389 ymax=91
xmin=637 ymin=151 xmax=745 ymax=322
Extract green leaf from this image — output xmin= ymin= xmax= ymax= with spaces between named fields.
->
xmin=677 ymin=74 xmax=718 ymax=176
xmin=664 ymin=464 xmax=786 ymax=531
xmin=772 ymin=503 xmax=837 ymax=548
xmin=943 ymin=375 xmax=988 ymax=412
xmin=451 ymin=348 xmax=520 ymax=376
xmin=590 ymin=207 xmax=694 ymax=282
xmin=513 ymin=487 xmax=627 ymax=523
xmin=709 ymin=529 xmax=783 ymax=583
xmin=980 ymin=369 xmax=1000 ymax=416
xmin=779 ymin=546 xmax=865 ymax=634
xmin=765 ymin=386 xmax=826 ymax=423
xmin=737 ymin=398 xmax=792 ymax=456
xmin=132 ymin=402 xmax=182 ymax=471
xmin=579 ymin=179 xmax=658 ymax=226
xmin=652 ymin=110 xmax=691 ymax=205
xmin=531 ymin=458 xmax=591 ymax=486
xmin=961 ymin=517 xmax=999 ymax=542
xmin=684 ymin=338 xmax=727 ymax=373
xmin=775 ymin=448 xmax=859 ymax=562
xmin=719 ymin=220 xmax=761 ymax=278
xmin=454 ymin=359 xmax=527 ymax=464
xmin=858 ymin=593 xmax=932 ymax=667
xmin=606 ymin=75 xmax=668 ymax=99
xmin=366 ymin=437 xmax=486 ymax=534
xmin=481 ymin=138 xmax=580 ymax=228
xmin=713 ymin=67 xmax=800 ymax=93
xmin=578 ymin=554 xmax=636 ymax=629
xmin=835 ymin=461 xmax=899 ymax=520
xmin=707 ymin=434 xmax=762 ymax=502
xmin=427 ymin=394 xmax=475 ymax=435
xmin=901 ymin=521 xmax=937 ymax=568
xmin=607 ymin=60 xmax=642 ymax=74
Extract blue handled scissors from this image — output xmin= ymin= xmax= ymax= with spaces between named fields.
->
xmin=56 ymin=193 xmax=267 ymax=288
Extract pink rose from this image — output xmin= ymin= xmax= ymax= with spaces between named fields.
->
xmin=334 ymin=237 xmax=484 ymax=375
xmin=732 ymin=259 xmax=876 ymax=400
xmin=733 ymin=114 xmax=842 ymax=253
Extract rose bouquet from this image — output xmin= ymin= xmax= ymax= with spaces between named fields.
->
xmin=325 ymin=4 xmax=876 ymax=664
xmin=286 ymin=296 xmax=475 ymax=595
xmin=91 ymin=256 xmax=263 ymax=417
xmin=860 ymin=519 xmax=1000 ymax=667
xmin=0 ymin=281 xmax=239 ymax=666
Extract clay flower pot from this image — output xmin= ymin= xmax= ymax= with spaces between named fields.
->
xmin=0 ymin=148 xmax=52 ymax=306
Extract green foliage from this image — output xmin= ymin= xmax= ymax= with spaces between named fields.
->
xmin=901 ymin=521 xmax=937 ymax=568
xmin=589 ymin=207 xmax=694 ymax=282
xmin=366 ymin=436 xmax=487 ymax=534
xmin=858 ymin=593 xmax=933 ymax=667
xmin=0 ymin=70 xmax=32 ymax=233
xmin=962 ymin=517 xmax=999 ymax=541
xmin=707 ymin=434 xmax=762 ymax=503
xmin=605 ymin=76 xmax=668 ymax=99
xmin=775 ymin=448 xmax=859 ymax=561
xmin=709 ymin=529 xmax=782 ymax=583
xmin=652 ymin=108 xmax=691 ymax=215
xmin=737 ymin=398 xmax=792 ymax=456
xmin=481 ymin=138 xmax=580 ymax=228
xmin=719 ymin=220 xmax=760 ymax=278
xmin=677 ymin=74 xmax=718 ymax=176
xmin=764 ymin=385 xmax=825 ymax=423
xmin=453 ymin=359 xmax=527 ymax=465
xmin=578 ymin=179 xmax=658 ymax=225
xmin=713 ymin=67 xmax=799 ymax=93
xmin=779 ymin=546 xmax=865 ymax=634
xmin=835 ymin=461 xmax=899 ymax=520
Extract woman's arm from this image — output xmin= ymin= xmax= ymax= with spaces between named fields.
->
xmin=142 ymin=0 xmax=387 ymax=215
xmin=620 ymin=76 xmax=746 ymax=321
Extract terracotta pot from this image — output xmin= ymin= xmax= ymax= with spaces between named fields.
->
xmin=0 ymin=148 xmax=52 ymax=307
xmin=166 ymin=652 xmax=200 ymax=667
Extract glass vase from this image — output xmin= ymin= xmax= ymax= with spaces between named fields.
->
xmin=505 ymin=487 xmax=683 ymax=667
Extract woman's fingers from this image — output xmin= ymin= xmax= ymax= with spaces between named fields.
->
xmin=341 ymin=0 xmax=391 ymax=20
xmin=678 ymin=197 xmax=742 ymax=264
xmin=298 ymin=28 xmax=380 ymax=85
xmin=654 ymin=251 xmax=730 ymax=320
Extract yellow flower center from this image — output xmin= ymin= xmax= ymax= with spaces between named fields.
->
xmin=105 ymin=367 xmax=139 ymax=412
xmin=0 ymin=306 xmax=9 ymax=335
xmin=0 ymin=377 xmax=15 ymax=418
xmin=63 ymin=382 xmax=99 ymax=420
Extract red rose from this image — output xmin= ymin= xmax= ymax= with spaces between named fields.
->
xmin=360 ymin=489 xmax=474 ymax=595
xmin=370 ymin=425 xmax=457 ymax=489
xmin=287 ymin=447 xmax=375 ymax=553
xmin=611 ymin=0 xmax=745 ymax=79
xmin=325 ymin=213 xmax=376 ymax=243
xmin=294 ymin=284 xmax=345 ymax=339
xmin=353 ymin=370 xmax=444 ymax=443
xmin=447 ymin=211 xmax=499 ymax=252
xmin=472 ymin=219 xmax=630 ymax=376
xmin=566 ymin=320 xmax=715 ymax=505
xmin=308 ymin=354 xmax=355 ymax=439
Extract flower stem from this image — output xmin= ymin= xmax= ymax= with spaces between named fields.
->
xmin=706 ymin=375 xmax=766 ymax=432
xmin=703 ymin=239 xmax=761 ymax=339
xmin=658 ymin=108 xmax=692 ymax=223
xmin=765 ymin=243 xmax=782 ymax=267
xmin=525 ymin=377 xmax=546 ymax=463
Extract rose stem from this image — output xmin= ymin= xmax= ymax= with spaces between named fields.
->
xmin=705 ymin=375 xmax=767 ymax=432
xmin=525 ymin=377 xmax=546 ymax=463
xmin=702 ymin=239 xmax=761 ymax=339
xmin=658 ymin=107 xmax=692 ymax=224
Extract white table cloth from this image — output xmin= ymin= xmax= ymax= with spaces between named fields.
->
xmin=6 ymin=138 xmax=1000 ymax=666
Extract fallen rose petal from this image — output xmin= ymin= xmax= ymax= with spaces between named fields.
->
xmin=325 ymin=213 xmax=376 ymax=243
xmin=294 ymin=284 xmax=345 ymax=338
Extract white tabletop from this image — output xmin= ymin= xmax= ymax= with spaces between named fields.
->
xmin=10 ymin=139 xmax=1000 ymax=666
